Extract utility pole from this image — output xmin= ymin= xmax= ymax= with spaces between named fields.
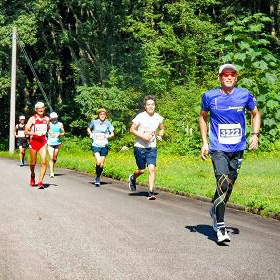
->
xmin=9 ymin=27 xmax=17 ymax=154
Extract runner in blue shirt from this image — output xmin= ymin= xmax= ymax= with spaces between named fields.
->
xmin=87 ymin=108 xmax=114 ymax=186
xmin=199 ymin=64 xmax=261 ymax=244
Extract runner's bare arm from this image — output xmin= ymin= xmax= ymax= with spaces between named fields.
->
xmin=24 ymin=117 xmax=35 ymax=136
xmin=199 ymin=111 xmax=209 ymax=160
xmin=156 ymin=123 xmax=164 ymax=141
xmin=130 ymin=123 xmax=152 ymax=142
xmin=87 ymin=127 xmax=92 ymax=136
xmin=249 ymin=107 xmax=261 ymax=150
xmin=59 ymin=123 xmax=65 ymax=137
xmin=107 ymin=131 xmax=114 ymax=138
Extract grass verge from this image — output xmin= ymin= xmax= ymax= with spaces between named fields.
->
xmin=1 ymin=145 xmax=279 ymax=217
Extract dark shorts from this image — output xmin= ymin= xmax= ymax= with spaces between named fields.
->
xmin=48 ymin=144 xmax=61 ymax=149
xmin=17 ymin=138 xmax=28 ymax=148
xmin=210 ymin=150 xmax=244 ymax=181
xmin=134 ymin=147 xmax=157 ymax=170
xmin=91 ymin=146 xmax=108 ymax=156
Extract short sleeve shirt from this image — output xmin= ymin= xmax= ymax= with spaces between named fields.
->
xmin=132 ymin=111 xmax=163 ymax=148
xmin=88 ymin=119 xmax=114 ymax=147
xmin=201 ymin=87 xmax=257 ymax=152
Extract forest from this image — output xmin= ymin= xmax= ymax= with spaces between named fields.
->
xmin=1 ymin=0 xmax=280 ymax=154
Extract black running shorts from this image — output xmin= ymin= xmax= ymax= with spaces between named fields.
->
xmin=210 ymin=150 xmax=244 ymax=181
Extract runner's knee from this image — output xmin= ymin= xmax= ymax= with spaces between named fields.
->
xmin=216 ymin=174 xmax=230 ymax=193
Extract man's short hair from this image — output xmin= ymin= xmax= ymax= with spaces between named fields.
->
xmin=143 ymin=95 xmax=156 ymax=108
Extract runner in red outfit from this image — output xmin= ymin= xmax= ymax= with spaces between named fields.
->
xmin=25 ymin=102 xmax=50 ymax=189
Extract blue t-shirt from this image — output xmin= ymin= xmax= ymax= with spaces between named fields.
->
xmin=88 ymin=119 xmax=114 ymax=147
xmin=201 ymin=87 xmax=257 ymax=152
xmin=47 ymin=122 xmax=62 ymax=145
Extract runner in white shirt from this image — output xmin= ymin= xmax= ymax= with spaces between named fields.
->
xmin=128 ymin=95 xmax=164 ymax=200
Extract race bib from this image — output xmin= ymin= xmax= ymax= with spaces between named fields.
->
xmin=218 ymin=123 xmax=242 ymax=144
xmin=93 ymin=132 xmax=107 ymax=146
xmin=18 ymin=130 xmax=25 ymax=137
xmin=35 ymin=124 xmax=48 ymax=134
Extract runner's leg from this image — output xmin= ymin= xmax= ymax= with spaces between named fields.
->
xmin=19 ymin=145 xmax=24 ymax=165
xmin=22 ymin=147 xmax=26 ymax=165
xmin=29 ymin=148 xmax=37 ymax=185
xmin=38 ymin=144 xmax=48 ymax=183
xmin=48 ymin=145 xmax=55 ymax=176
xmin=51 ymin=145 xmax=60 ymax=175
xmin=147 ymin=164 xmax=155 ymax=193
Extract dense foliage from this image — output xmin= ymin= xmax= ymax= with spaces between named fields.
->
xmin=0 ymin=0 xmax=280 ymax=154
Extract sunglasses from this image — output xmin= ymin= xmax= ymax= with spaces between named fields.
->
xmin=221 ymin=72 xmax=237 ymax=77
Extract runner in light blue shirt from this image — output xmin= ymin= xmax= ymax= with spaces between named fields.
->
xmin=87 ymin=108 xmax=114 ymax=186
xmin=47 ymin=112 xmax=65 ymax=178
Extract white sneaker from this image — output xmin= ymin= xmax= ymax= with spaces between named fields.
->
xmin=210 ymin=207 xmax=218 ymax=232
xmin=217 ymin=228 xmax=231 ymax=243
xmin=94 ymin=176 xmax=101 ymax=187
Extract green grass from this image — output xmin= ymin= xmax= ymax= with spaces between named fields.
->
xmin=1 ymin=146 xmax=280 ymax=216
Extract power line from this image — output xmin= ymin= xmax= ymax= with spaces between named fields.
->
xmin=16 ymin=34 xmax=53 ymax=112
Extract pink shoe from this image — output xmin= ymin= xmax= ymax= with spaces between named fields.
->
xmin=37 ymin=181 xmax=44 ymax=189
xmin=30 ymin=176 xmax=35 ymax=187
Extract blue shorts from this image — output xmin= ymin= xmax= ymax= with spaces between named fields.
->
xmin=134 ymin=147 xmax=157 ymax=170
xmin=91 ymin=146 xmax=108 ymax=156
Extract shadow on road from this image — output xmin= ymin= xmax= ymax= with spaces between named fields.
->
xmin=88 ymin=181 xmax=112 ymax=186
xmin=51 ymin=173 xmax=65 ymax=177
xmin=185 ymin=224 xmax=240 ymax=246
xmin=128 ymin=192 xmax=159 ymax=197
xmin=42 ymin=183 xmax=58 ymax=189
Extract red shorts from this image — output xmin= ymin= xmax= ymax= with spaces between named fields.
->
xmin=29 ymin=139 xmax=47 ymax=151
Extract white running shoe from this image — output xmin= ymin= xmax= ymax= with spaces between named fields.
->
xmin=210 ymin=207 xmax=218 ymax=232
xmin=217 ymin=228 xmax=231 ymax=243
xmin=94 ymin=176 xmax=101 ymax=187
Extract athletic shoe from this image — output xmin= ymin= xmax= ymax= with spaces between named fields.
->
xmin=128 ymin=175 xmax=136 ymax=192
xmin=94 ymin=176 xmax=101 ymax=187
xmin=49 ymin=173 xmax=55 ymax=178
xmin=217 ymin=228 xmax=231 ymax=243
xmin=19 ymin=161 xmax=24 ymax=167
xmin=210 ymin=207 xmax=218 ymax=232
xmin=30 ymin=176 xmax=36 ymax=187
xmin=37 ymin=181 xmax=44 ymax=189
xmin=147 ymin=191 xmax=156 ymax=200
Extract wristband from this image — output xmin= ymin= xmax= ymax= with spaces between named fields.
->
xmin=251 ymin=132 xmax=260 ymax=137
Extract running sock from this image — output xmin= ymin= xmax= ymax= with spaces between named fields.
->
xmin=217 ymin=222 xmax=225 ymax=230
xmin=213 ymin=174 xmax=232 ymax=223
xmin=96 ymin=165 xmax=103 ymax=177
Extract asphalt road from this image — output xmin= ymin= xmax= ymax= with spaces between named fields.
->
xmin=0 ymin=157 xmax=279 ymax=280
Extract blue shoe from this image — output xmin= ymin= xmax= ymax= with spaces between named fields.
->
xmin=128 ymin=175 xmax=136 ymax=192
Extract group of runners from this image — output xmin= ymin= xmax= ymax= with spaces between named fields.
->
xmin=15 ymin=102 xmax=65 ymax=188
xmin=14 ymin=64 xmax=261 ymax=244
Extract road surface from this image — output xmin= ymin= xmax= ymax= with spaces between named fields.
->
xmin=0 ymin=157 xmax=279 ymax=280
